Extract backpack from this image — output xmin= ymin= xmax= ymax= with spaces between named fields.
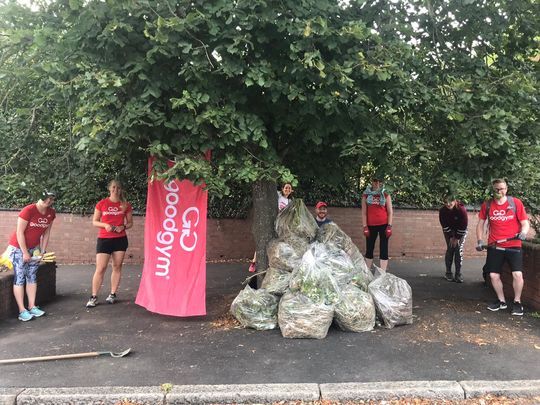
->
xmin=485 ymin=196 xmax=520 ymax=224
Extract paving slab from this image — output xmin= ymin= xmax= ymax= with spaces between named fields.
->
xmin=0 ymin=258 xmax=539 ymax=388
xmin=460 ymin=380 xmax=540 ymax=399
xmin=16 ymin=386 xmax=164 ymax=405
xmin=320 ymin=381 xmax=464 ymax=401
xmin=167 ymin=383 xmax=320 ymax=404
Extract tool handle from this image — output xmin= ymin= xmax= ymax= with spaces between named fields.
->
xmin=0 ymin=351 xmax=99 ymax=365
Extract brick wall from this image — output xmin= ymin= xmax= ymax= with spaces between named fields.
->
xmin=0 ymin=207 xmax=489 ymax=264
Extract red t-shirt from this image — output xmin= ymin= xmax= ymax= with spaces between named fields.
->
xmin=363 ymin=192 xmax=390 ymax=226
xmin=8 ymin=204 xmax=56 ymax=249
xmin=96 ymin=198 xmax=133 ymax=239
xmin=478 ymin=197 xmax=527 ymax=248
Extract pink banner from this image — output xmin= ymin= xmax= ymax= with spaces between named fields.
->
xmin=135 ymin=160 xmax=207 ymax=316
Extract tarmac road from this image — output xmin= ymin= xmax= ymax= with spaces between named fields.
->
xmin=1 ymin=258 xmax=539 ymax=388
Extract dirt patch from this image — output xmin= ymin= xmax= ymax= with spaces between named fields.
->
xmin=277 ymin=397 xmax=540 ymax=405
xmin=211 ymin=311 xmax=242 ymax=330
xmin=115 ymin=396 xmax=540 ymax=405
xmin=403 ymin=299 xmax=540 ymax=347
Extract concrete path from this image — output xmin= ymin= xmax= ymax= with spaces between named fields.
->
xmin=0 ymin=258 xmax=539 ymax=401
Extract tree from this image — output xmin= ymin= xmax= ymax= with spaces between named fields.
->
xmin=0 ymin=0 xmax=538 ymax=264
xmin=1 ymin=0 xmax=420 ymax=273
xmin=342 ymin=0 xmax=540 ymax=204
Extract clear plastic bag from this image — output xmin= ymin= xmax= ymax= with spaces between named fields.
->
xmin=289 ymin=242 xmax=342 ymax=305
xmin=278 ymin=290 xmax=334 ymax=339
xmin=275 ymin=199 xmax=318 ymax=241
xmin=230 ymin=285 xmax=279 ymax=330
xmin=368 ymin=272 xmax=413 ymax=329
xmin=260 ymin=267 xmax=292 ymax=296
xmin=267 ymin=237 xmax=309 ymax=272
xmin=334 ymin=285 xmax=376 ymax=332
xmin=316 ymin=222 xmax=373 ymax=289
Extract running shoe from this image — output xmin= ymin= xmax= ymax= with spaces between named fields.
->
xmin=511 ymin=301 xmax=524 ymax=316
xmin=18 ymin=310 xmax=34 ymax=322
xmin=454 ymin=273 xmax=464 ymax=283
xmin=86 ymin=296 xmax=98 ymax=308
xmin=29 ymin=306 xmax=45 ymax=317
xmin=445 ymin=272 xmax=453 ymax=281
xmin=105 ymin=293 xmax=117 ymax=304
xmin=487 ymin=300 xmax=507 ymax=311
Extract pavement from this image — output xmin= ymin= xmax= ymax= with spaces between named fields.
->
xmin=1 ymin=257 xmax=540 ymax=404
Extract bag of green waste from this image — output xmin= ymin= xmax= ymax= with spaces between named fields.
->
xmin=316 ymin=222 xmax=373 ymax=290
xmin=368 ymin=271 xmax=413 ymax=329
xmin=334 ymin=285 xmax=376 ymax=332
xmin=316 ymin=244 xmax=357 ymax=288
xmin=275 ymin=199 xmax=318 ymax=241
xmin=230 ymin=285 xmax=279 ymax=330
xmin=289 ymin=242 xmax=342 ymax=305
xmin=267 ymin=236 xmax=309 ymax=272
xmin=260 ymin=267 xmax=292 ymax=296
xmin=278 ymin=290 xmax=334 ymax=339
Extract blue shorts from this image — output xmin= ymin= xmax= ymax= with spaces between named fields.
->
xmin=7 ymin=245 xmax=40 ymax=286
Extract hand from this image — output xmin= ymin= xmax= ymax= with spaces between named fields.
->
xmin=105 ymin=224 xmax=113 ymax=232
xmin=22 ymin=251 xmax=31 ymax=263
xmin=476 ymin=240 xmax=484 ymax=252
xmin=115 ymin=225 xmax=124 ymax=233
xmin=518 ymin=231 xmax=527 ymax=241
xmin=385 ymin=225 xmax=392 ymax=238
xmin=363 ymin=226 xmax=370 ymax=238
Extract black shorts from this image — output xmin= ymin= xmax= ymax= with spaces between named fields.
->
xmin=485 ymin=247 xmax=522 ymax=274
xmin=96 ymin=236 xmax=129 ymax=255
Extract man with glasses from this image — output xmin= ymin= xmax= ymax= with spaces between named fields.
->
xmin=5 ymin=190 xmax=56 ymax=321
xmin=476 ymin=179 xmax=529 ymax=316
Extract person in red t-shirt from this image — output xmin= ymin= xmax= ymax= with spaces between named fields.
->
xmin=476 ymin=178 xmax=529 ymax=316
xmin=86 ymin=180 xmax=133 ymax=308
xmin=362 ymin=175 xmax=393 ymax=272
xmin=6 ymin=190 xmax=56 ymax=321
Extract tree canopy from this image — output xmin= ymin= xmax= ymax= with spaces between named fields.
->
xmin=0 ymin=0 xmax=538 ymax=212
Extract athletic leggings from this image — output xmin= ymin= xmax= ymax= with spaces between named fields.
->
xmin=365 ymin=224 xmax=389 ymax=260
xmin=443 ymin=233 xmax=467 ymax=274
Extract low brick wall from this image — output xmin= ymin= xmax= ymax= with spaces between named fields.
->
xmin=0 ymin=207 xmax=490 ymax=264
xmin=501 ymin=242 xmax=540 ymax=310
xmin=0 ymin=262 xmax=56 ymax=320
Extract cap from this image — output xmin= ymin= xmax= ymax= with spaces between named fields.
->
xmin=315 ymin=201 xmax=327 ymax=209
xmin=41 ymin=190 xmax=57 ymax=200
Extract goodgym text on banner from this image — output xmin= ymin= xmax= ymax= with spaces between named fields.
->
xmin=135 ymin=160 xmax=207 ymax=316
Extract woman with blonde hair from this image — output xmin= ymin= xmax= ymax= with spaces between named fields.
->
xmin=86 ymin=180 xmax=133 ymax=308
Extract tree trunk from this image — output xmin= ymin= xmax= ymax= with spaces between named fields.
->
xmin=251 ymin=179 xmax=278 ymax=287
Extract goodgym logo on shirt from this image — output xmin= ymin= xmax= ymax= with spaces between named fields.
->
xmin=30 ymin=218 xmax=50 ymax=228
xmin=490 ymin=209 xmax=515 ymax=222
xmin=103 ymin=206 xmax=123 ymax=216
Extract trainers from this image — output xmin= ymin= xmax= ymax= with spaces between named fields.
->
xmin=454 ymin=273 xmax=464 ymax=283
xmin=18 ymin=310 xmax=34 ymax=322
xmin=29 ymin=306 xmax=45 ymax=317
xmin=511 ymin=301 xmax=524 ymax=316
xmin=487 ymin=300 xmax=507 ymax=311
xmin=106 ymin=293 xmax=117 ymax=304
xmin=86 ymin=296 xmax=98 ymax=308
xmin=445 ymin=272 xmax=453 ymax=281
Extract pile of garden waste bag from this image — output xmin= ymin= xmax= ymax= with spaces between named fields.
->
xmin=230 ymin=199 xmax=413 ymax=338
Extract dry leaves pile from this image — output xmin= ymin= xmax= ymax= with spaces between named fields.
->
xmin=278 ymin=398 xmax=540 ymax=405
xmin=115 ymin=396 xmax=540 ymax=405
